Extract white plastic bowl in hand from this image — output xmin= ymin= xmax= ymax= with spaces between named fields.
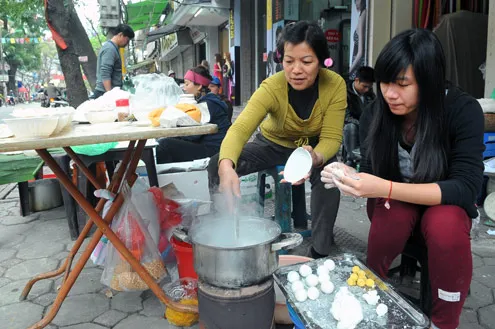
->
xmin=3 ymin=116 xmax=59 ymax=138
xmin=283 ymin=147 xmax=312 ymax=183
xmin=84 ymin=111 xmax=116 ymax=124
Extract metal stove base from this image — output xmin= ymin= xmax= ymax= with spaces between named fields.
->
xmin=198 ymin=279 xmax=275 ymax=329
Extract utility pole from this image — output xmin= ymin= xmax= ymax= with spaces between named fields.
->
xmin=0 ymin=25 xmax=5 ymax=99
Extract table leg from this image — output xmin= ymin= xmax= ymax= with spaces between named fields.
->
xmin=63 ymin=147 xmax=103 ymax=190
xmin=24 ymin=141 xmax=196 ymax=329
xmin=20 ymin=142 xmax=137 ymax=300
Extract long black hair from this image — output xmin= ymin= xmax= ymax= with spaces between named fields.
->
xmin=276 ymin=21 xmax=329 ymax=67
xmin=367 ymin=28 xmax=449 ymax=183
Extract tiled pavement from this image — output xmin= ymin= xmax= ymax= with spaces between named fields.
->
xmin=1 ymin=181 xmax=495 ymax=329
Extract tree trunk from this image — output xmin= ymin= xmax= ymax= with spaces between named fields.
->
xmin=6 ymin=62 xmax=18 ymax=95
xmin=71 ymin=8 xmax=97 ymax=90
xmin=46 ymin=0 xmax=88 ymax=108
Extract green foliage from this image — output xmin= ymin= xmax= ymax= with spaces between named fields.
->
xmin=0 ymin=0 xmax=46 ymax=73
xmin=90 ymin=34 xmax=107 ymax=54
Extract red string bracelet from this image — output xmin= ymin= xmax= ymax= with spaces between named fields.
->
xmin=385 ymin=181 xmax=392 ymax=210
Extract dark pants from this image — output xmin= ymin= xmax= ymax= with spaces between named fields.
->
xmin=90 ymin=89 xmax=105 ymax=100
xmin=366 ymin=198 xmax=472 ymax=329
xmin=208 ymin=134 xmax=341 ymax=255
xmin=343 ymin=123 xmax=359 ymax=164
xmin=156 ymin=137 xmax=219 ymax=164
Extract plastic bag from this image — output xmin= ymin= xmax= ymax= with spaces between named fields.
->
xmin=163 ymin=277 xmax=199 ymax=327
xmin=321 ymin=162 xmax=360 ymax=193
xmin=130 ymin=74 xmax=183 ymax=113
xmin=90 ymin=199 xmax=114 ymax=265
xmin=71 ymin=142 xmax=118 ymax=156
xmin=131 ymin=178 xmax=160 ymax=245
xmin=101 ymin=187 xmax=167 ymax=291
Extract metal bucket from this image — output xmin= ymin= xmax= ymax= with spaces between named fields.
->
xmin=29 ymin=179 xmax=63 ymax=212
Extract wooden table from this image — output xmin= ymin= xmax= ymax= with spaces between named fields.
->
xmin=0 ymin=122 xmax=217 ymax=329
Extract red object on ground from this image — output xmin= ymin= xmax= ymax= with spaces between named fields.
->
xmin=170 ymin=236 xmax=197 ymax=279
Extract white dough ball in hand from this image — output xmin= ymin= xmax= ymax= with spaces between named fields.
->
xmin=307 ymin=286 xmax=320 ymax=300
xmin=324 ymin=259 xmax=336 ymax=271
xmin=320 ymin=280 xmax=335 ymax=294
xmin=287 ymin=271 xmax=300 ymax=283
xmin=291 ymin=280 xmax=305 ymax=292
xmin=295 ymin=288 xmax=308 ymax=302
xmin=305 ymin=274 xmax=319 ymax=287
xmin=299 ymin=264 xmax=312 ymax=277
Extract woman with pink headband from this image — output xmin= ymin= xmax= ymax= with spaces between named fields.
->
xmin=156 ymin=65 xmax=231 ymax=164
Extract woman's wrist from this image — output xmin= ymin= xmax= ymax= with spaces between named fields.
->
xmin=219 ymin=159 xmax=235 ymax=171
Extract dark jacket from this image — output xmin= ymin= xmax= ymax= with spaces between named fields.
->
xmin=359 ymin=86 xmax=484 ymax=218
xmin=181 ymin=93 xmax=231 ymax=152
xmin=345 ymin=80 xmax=375 ymax=125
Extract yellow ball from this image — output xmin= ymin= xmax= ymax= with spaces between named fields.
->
xmin=357 ymin=278 xmax=366 ymax=287
xmin=349 ymin=273 xmax=358 ymax=281
xmin=358 ymin=270 xmax=366 ymax=278
xmin=352 ymin=266 xmax=360 ymax=273
xmin=366 ymin=278 xmax=375 ymax=288
xmin=347 ymin=277 xmax=357 ymax=286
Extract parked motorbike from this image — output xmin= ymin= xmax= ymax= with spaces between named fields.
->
xmin=49 ymin=97 xmax=69 ymax=107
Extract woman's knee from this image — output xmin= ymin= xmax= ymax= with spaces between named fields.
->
xmin=421 ymin=205 xmax=471 ymax=251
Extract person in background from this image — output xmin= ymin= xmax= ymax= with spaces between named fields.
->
xmin=321 ymin=29 xmax=484 ymax=329
xmin=201 ymin=60 xmax=210 ymax=72
xmin=213 ymin=53 xmax=224 ymax=94
xmin=208 ymin=21 xmax=346 ymax=259
xmin=168 ymin=70 xmax=183 ymax=85
xmin=92 ymin=24 xmax=134 ymax=99
xmin=222 ymin=52 xmax=233 ymax=99
xmin=343 ymin=66 xmax=375 ymax=167
xmin=156 ymin=65 xmax=231 ymax=164
xmin=209 ymin=76 xmax=233 ymax=122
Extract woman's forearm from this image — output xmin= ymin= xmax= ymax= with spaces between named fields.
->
xmin=390 ymin=182 xmax=442 ymax=206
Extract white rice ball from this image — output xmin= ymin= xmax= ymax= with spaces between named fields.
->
xmin=320 ymin=280 xmax=335 ymax=294
xmin=299 ymin=264 xmax=312 ymax=277
xmin=287 ymin=271 xmax=300 ymax=283
xmin=324 ymin=259 xmax=336 ymax=271
xmin=295 ymin=288 xmax=308 ymax=302
xmin=307 ymin=286 xmax=320 ymax=300
xmin=291 ymin=280 xmax=305 ymax=292
xmin=316 ymin=265 xmax=329 ymax=276
xmin=376 ymin=303 xmax=388 ymax=317
xmin=305 ymin=274 xmax=319 ymax=287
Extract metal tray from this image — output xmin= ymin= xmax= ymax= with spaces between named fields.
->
xmin=273 ymin=253 xmax=430 ymax=329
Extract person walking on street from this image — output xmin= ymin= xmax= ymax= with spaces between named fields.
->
xmin=92 ymin=24 xmax=135 ymax=99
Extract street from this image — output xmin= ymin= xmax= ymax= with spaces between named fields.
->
xmin=0 ymin=101 xmax=42 ymax=121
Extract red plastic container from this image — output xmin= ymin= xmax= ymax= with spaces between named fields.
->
xmin=170 ymin=236 xmax=197 ymax=279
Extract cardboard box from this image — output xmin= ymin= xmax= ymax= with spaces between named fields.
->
xmin=157 ymin=170 xmax=210 ymax=215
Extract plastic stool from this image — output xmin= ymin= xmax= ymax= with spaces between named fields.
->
xmin=257 ymin=166 xmax=292 ymax=233
xmin=256 ymin=166 xmax=312 ymax=240
xmin=483 ymin=132 xmax=495 ymax=159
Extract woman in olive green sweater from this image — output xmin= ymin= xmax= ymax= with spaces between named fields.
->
xmin=208 ymin=21 xmax=347 ymax=257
